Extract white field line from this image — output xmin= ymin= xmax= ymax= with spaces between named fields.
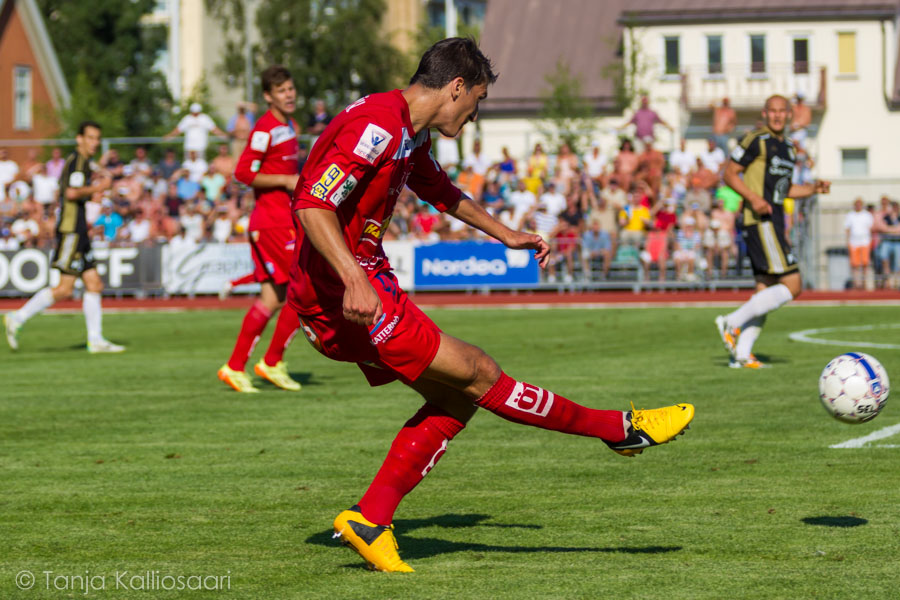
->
xmin=788 ymin=323 xmax=900 ymax=350
xmin=830 ymin=422 xmax=900 ymax=448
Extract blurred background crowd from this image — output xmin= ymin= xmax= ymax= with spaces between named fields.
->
xmin=0 ymin=96 xmax=898 ymax=287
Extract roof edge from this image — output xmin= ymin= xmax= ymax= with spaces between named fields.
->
xmin=18 ymin=0 xmax=71 ymax=110
xmin=619 ymin=6 xmax=898 ymax=26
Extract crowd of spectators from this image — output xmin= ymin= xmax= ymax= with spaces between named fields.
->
xmin=1 ymin=94 xmax=898 ymax=288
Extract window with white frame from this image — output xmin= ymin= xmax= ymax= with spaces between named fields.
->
xmin=14 ymin=66 xmax=32 ymax=130
xmin=841 ymin=148 xmax=868 ymax=176
xmin=664 ymin=36 xmax=680 ymax=76
xmin=793 ymin=37 xmax=809 ymax=74
xmin=749 ymin=34 xmax=766 ymax=74
xmin=707 ymin=35 xmax=723 ymax=75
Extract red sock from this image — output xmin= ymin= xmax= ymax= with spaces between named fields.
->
xmin=230 ymin=273 xmax=256 ymax=287
xmin=475 ymin=372 xmax=626 ymax=442
xmin=358 ymin=403 xmax=465 ymax=526
xmin=263 ymin=307 xmax=300 ymax=366
xmin=227 ymin=300 xmax=272 ymax=371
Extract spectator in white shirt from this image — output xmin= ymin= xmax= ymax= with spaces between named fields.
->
xmin=0 ymin=226 xmax=20 ymax=250
xmin=179 ymin=201 xmax=205 ymax=242
xmin=436 ymin=133 xmax=460 ymax=171
xmin=124 ymin=209 xmax=152 ymax=245
xmin=182 ymin=150 xmax=209 ymax=183
xmin=583 ymin=142 xmax=608 ymax=186
xmin=538 ymin=181 xmax=566 ymax=218
xmin=163 ymin=103 xmax=227 ymax=157
xmin=30 ymin=163 xmax=58 ymax=213
xmin=668 ymin=139 xmax=696 ymax=176
xmin=11 ymin=211 xmax=39 ymax=247
xmin=845 ymin=197 xmax=875 ymax=289
xmin=209 ymin=205 xmax=234 ymax=243
xmin=0 ymin=148 xmax=19 ymax=201
xmin=462 ymin=138 xmax=490 ymax=176
xmin=507 ymin=179 xmax=536 ymax=228
xmin=700 ymin=138 xmax=726 ymax=174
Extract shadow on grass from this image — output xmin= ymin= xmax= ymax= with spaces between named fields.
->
xmin=306 ymin=513 xmax=683 ymax=560
xmin=802 ymin=516 xmax=868 ymax=528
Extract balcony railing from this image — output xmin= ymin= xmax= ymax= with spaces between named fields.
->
xmin=679 ymin=62 xmax=826 ymax=111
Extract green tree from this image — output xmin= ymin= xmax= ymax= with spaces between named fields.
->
xmin=37 ymin=0 xmax=173 ymax=137
xmin=535 ymin=61 xmax=595 ymax=155
xmin=207 ymin=0 xmax=407 ymax=117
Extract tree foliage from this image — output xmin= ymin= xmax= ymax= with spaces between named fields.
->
xmin=535 ymin=61 xmax=595 ymax=155
xmin=37 ymin=0 xmax=173 ymax=137
xmin=206 ymin=0 xmax=407 ymax=116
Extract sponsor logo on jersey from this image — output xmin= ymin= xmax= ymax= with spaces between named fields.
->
xmin=730 ymin=145 xmax=745 ymax=162
xmin=270 ymin=125 xmax=295 ymax=146
xmin=250 ymin=131 xmax=270 ymax=152
xmin=353 ymin=123 xmax=392 ymax=164
xmin=391 ymin=127 xmax=429 ymax=160
xmin=250 ymin=159 xmax=261 ymax=173
xmin=504 ymin=382 xmax=554 ymax=417
xmin=359 ymin=216 xmax=391 ymax=247
xmin=329 ymin=174 xmax=358 ymax=207
xmin=370 ymin=313 xmax=401 ymax=345
xmin=311 ymin=163 xmax=346 ymax=200
xmin=68 ymin=171 xmax=85 ymax=188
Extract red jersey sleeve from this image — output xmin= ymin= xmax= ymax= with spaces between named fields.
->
xmin=406 ymin=136 xmax=462 ymax=213
xmin=233 ymin=127 xmax=272 ymax=186
xmin=293 ymin=115 xmax=398 ymax=213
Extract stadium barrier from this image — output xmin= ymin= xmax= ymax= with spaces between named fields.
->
xmin=0 ymin=239 xmax=761 ymax=298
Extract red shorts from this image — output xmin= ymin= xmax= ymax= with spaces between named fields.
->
xmin=249 ymin=227 xmax=296 ymax=285
xmin=294 ymin=271 xmax=442 ymax=386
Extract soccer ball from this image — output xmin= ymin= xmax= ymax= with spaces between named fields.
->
xmin=819 ymin=352 xmax=890 ymax=424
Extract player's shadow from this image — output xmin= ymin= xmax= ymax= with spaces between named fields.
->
xmin=715 ymin=352 xmax=787 ymax=368
xmin=802 ymin=515 xmax=868 ymax=528
xmin=306 ymin=513 xmax=683 ymax=561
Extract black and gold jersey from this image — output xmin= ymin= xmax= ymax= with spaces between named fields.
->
xmin=56 ymin=151 xmax=97 ymax=235
xmin=729 ymin=126 xmax=796 ymax=233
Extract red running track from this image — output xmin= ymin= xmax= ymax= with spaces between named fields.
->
xmin=1 ymin=289 xmax=898 ymax=311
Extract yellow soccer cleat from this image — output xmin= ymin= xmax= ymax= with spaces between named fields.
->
xmin=87 ymin=338 xmax=126 ymax=353
xmin=218 ymin=364 xmax=260 ymax=393
xmin=606 ymin=403 xmax=695 ymax=457
xmin=254 ymin=359 xmax=301 ymax=391
xmin=332 ymin=506 xmax=414 ymax=573
xmin=714 ymin=315 xmax=740 ymax=359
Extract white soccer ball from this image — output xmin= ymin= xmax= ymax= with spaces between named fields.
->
xmin=819 ymin=352 xmax=890 ymax=424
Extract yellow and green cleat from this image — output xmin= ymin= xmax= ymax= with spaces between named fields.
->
xmin=254 ymin=359 xmax=301 ymax=391
xmin=333 ymin=506 xmax=414 ymax=573
xmin=218 ymin=364 xmax=260 ymax=393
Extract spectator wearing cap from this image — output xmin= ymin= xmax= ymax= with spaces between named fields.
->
xmin=163 ymin=102 xmax=227 ymax=158
xmin=0 ymin=226 xmax=20 ymax=250
xmin=619 ymin=95 xmax=673 ymax=148
xmin=95 ymin=199 xmax=124 ymax=242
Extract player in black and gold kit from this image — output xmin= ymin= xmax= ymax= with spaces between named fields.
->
xmin=714 ymin=95 xmax=829 ymax=368
xmin=4 ymin=121 xmax=124 ymax=353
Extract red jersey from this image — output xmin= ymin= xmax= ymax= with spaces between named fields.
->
xmin=234 ymin=110 xmax=299 ymax=230
xmin=290 ymin=90 xmax=461 ymax=314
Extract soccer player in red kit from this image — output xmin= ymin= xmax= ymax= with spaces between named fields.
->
xmin=289 ymin=39 xmax=695 ymax=572
xmin=218 ymin=65 xmax=303 ymax=393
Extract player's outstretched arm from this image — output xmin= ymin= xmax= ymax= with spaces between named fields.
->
xmin=296 ymin=207 xmax=383 ymax=326
xmin=789 ymin=179 xmax=830 ymax=199
xmin=446 ymin=196 xmax=550 ymax=267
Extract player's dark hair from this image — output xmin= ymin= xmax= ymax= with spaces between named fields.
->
xmin=409 ymin=37 xmax=497 ymax=90
xmin=261 ymin=65 xmax=293 ymax=93
xmin=77 ymin=120 xmax=101 ymax=135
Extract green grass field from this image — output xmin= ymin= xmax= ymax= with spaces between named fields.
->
xmin=2 ymin=304 xmax=899 ymax=599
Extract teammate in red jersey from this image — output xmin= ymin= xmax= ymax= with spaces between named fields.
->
xmin=217 ymin=65 xmax=303 ymax=393
xmin=290 ymin=39 xmax=695 ymax=572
